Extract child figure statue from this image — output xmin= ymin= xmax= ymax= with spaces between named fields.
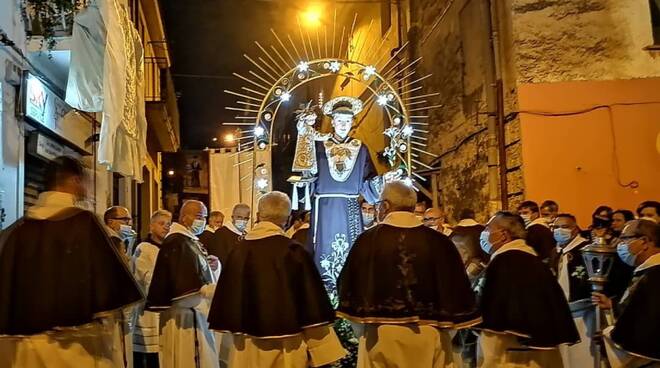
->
xmin=289 ymin=101 xmax=331 ymax=210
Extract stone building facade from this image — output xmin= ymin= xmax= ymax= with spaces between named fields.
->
xmin=406 ymin=0 xmax=660 ymax=223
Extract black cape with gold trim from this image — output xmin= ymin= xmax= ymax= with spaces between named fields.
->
xmin=207 ymin=235 xmax=336 ymax=337
xmin=146 ymin=233 xmax=213 ymax=310
xmin=610 ymin=264 xmax=660 ymax=361
xmin=480 ymin=250 xmax=579 ymax=348
xmin=0 ymin=208 xmax=143 ymax=335
xmin=337 ymin=224 xmax=481 ymax=328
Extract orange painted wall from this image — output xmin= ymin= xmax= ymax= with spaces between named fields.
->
xmin=518 ymin=78 xmax=660 ymax=228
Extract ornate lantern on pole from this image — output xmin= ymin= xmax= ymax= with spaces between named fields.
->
xmin=580 ymin=236 xmax=617 ymax=368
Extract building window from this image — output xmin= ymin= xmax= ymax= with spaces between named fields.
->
xmin=651 ymin=0 xmax=660 ymax=45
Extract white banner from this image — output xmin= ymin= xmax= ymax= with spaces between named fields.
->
xmin=209 ymin=149 xmax=272 ymax=225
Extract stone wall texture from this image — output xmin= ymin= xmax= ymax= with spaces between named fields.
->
xmin=407 ymin=0 xmax=660 ymax=220
xmin=512 ymin=0 xmax=660 ymax=83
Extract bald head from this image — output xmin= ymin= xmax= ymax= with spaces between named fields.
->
xmin=104 ymin=206 xmax=131 ymax=233
xmin=257 ymin=191 xmax=291 ymax=228
xmin=423 ymin=207 xmax=446 ymax=229
xmin=179 ymin=200 xmax=207 ymax=228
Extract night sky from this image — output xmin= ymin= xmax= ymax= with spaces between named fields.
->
xmin=160 ymin=0 xmax=326 ymax=150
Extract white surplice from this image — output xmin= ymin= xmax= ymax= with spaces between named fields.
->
xmin=157 ymin=223 xmax=219 ymax=368
xmin=477 ymin=240 xmax=564 ymax=368
xmin=556 ymin=235 xmax=596 ymax=368
xmin=132 ymin=241 xmax=161 ymax=353
xmin=220 ymin=221 xmax=346 ymax=368
xmin=0 ymin=192 xmax=133 ymax=368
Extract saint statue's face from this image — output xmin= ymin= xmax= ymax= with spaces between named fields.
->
xmin=332 ymin=112 xmax=353 ymax=139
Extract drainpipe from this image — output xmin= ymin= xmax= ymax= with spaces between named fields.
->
xmin=481 ymin=0 xmax=503 ymax=214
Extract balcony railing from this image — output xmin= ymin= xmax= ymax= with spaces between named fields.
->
xmin=145 ymin=56 xmax=166 ymax=102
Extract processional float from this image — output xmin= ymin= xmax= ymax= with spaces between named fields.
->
xmin=222 ymin=11 xmax=442 ymax=210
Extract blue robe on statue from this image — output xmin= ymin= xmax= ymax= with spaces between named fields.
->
xmin=308 ymin=137 xmax=380 ymax=305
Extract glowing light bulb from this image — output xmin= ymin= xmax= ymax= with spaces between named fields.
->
xmin=329 ymin=61 xmax=341 ymax=72
xmin=254 ymin=126 xmax=265 ymax=137
xmin=403 ymin=177 xmax=413 ymax=187
xmin=224 ymin=133 xmax=235 ymax=143
xmin=302 ymin=6 xmax=322 ymax=27
xmin=256 ymin=178 xmax=269 ymax=190
xmin=377 ymin=95 xmax=389 ymax=106
xmin=363 ymin=65 xmax=376 ymax=78
xmin=297 ymin=61 xmax=309 ymax=72
xmin=167 ymin=170 xmax=175 ymax=176
xmin=281 ymin=92 xmax=291 ymax=102
xmin=402 ymin=125 xmax=414 ymax=137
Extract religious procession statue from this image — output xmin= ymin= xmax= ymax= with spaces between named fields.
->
xmin=290 ymin=96 xmax=382 ymax=303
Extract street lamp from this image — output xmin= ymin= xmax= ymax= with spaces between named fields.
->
xmin=301 ymin=5 xmax=322 ymax=27
xmin=580 ymin=237 xmax=617 ymax=368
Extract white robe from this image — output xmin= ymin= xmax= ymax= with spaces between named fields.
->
xmin=132 ymin=241 xmax=161 ymax=353
xmin=353 ymin=324 xmax=457 ymax=368
xmin=0 ymin=192 xmax=133 ymax=368
xmin=157 ymin=223 xmax=220 ymax=368
xmin=159 ymin=291 xmax=219 ymax=368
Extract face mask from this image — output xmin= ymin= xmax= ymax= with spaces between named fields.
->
xmin=480 ymin=230 xmax=492 ymax=254
xmin=521 ymin=214 xmax=532 ymax=226
xmin=362 ymin=212 xmax=375 ymax=225
xmin=616 ymin=242 xmax=637 ymax=267
xmin=190 ymin=219 xmax=206 ymax=236
xmin=553 ymin=228 xmax=573 ymax=246
xmin=234 ymin=219 xmax=248 ymax=232
xmin=119 ymin=224 xmax=136 ymax=241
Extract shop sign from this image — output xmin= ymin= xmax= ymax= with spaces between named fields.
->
xmin=24 ymin=73 xmax=70 ymax=132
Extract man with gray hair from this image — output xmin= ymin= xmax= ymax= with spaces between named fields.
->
xmin=208 ymin=191 xmax=346 ymax=367
xmin=338 ymin=181 xmax=480 ymax=367
xmin=132 ymin=209 xmax=172 ymax=368
xmin=478 ymin=211 xmax=578 ymax=367
xmin=208 ymin=203 xmax=250 ymax=265
xmin=146 ymin=200 xmax=220 ymax=368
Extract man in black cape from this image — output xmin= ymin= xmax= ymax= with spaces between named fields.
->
xmin=337 ymin=181 xmax=481 ymax=367
xmin=207 ymin=203 xmax=250 ymax=265
xmin=478 ymin=211 xmax=579 ymax=367
xmin=0 ymin=156 xmax=143 ymax=368
xmin=198 ymin=210 xmax=224 ymax=249
xmin=518 ymin=200 xmax=557 ymax=268
xmin=207 ymin=191 xmax=346 ymax=368
xmin=592 ymin=219 xmax=660 ymax=367
xmin=146 ymin=200 xmax=220 ymax=368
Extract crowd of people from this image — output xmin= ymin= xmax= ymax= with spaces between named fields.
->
xmin=0 ymin=156 xmax=658 ymax=368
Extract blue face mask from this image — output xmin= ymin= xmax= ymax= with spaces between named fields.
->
xmin=553 ymin=228 xmax=573 ymax=246
xmin=616 ymin=242 xmax=637 ymax=267
xmin=480 ymin=230 xmax=492 ymax=254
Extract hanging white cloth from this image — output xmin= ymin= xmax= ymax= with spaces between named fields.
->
xmin=97 ymin=0 xmax=147 ymax=182
xmin=66 ymin=0 xmax=106 ymax=112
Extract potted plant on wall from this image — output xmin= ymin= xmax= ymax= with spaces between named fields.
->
xmin=21 ymin=0 xmax=87 ymax=50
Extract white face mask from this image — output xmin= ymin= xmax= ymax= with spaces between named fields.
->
xmin=480 ymin=230 xmax=492 ymax=254
xmin=190 ymin=219 xmax=206 ymax=236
